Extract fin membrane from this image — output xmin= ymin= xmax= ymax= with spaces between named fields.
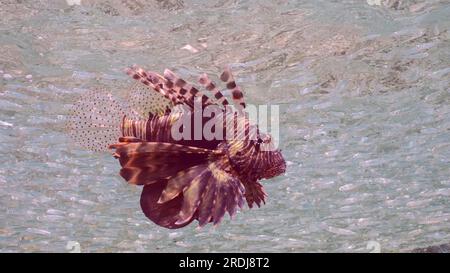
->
xmin=66 ymin=88 xmax=136 ymax=152
xmin=109 ymin=141 xmax=213 ymax=185
xmin=140 ymin=156 xmax=245 ymax=228
xmin=125 ymin=82 xmax=172 ymax=118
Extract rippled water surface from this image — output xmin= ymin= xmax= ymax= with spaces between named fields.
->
xmin=1 ymin=0 xmax=449 ymax=252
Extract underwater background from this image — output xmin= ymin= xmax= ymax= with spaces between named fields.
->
xmin=0 ymin=0 xmax=449 ymax=252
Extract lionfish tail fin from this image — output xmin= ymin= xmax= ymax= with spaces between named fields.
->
xmin=109 ymin=141 xmax=213 ymax=185
xmin=66 ymin=88 xmax=136 ymax=152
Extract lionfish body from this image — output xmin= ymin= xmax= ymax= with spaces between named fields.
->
xmin=68 ymin=65 xmax=286 ymax=229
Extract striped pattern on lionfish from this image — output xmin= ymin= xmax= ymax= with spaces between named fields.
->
xmin=67 ymin=65 xmax=286 ymax=229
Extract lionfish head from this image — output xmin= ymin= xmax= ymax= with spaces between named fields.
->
xmin=256 ymin=132 xmax=286 ymax=179
xmin=226 ymin=132 xmax=286 ymax=180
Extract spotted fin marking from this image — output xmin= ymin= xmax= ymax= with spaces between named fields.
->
xmin=163 ymin=69 xmax=214 ymax=109
xmin=198 ymin=73 xmax=230 ymax=107
xmin=220 ymin=66 xmax=246 ymax=110
xmin=125 ymin=82 xmax=172 ymax=118
xmin=66 ymin=88 xmax=136 ymax=152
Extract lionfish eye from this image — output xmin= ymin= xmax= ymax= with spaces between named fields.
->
xmin=257 ymin=138 xmax=263 ymax=144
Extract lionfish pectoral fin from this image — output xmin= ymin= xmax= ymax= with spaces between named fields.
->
xmin=158 ymin=163 xmax=209 ymax=204
xmin=109 ymin=141 xmax=213 ymax=185
xmin=139 ymin=153 xmax=246 ymax=228
xmin=117 ymin=136 xmax=142 ymax=143
xmin=110 ymin=141 xmax=215 ymax=155
xmin=195 ymin=160 xmax=245 ymax=227
xmin=140 ymin=180 xmax=194 ymax=229
xmin=139 ymin=163 xmax=210 ymax=229
xmin=156 ymin=157 xmax=246 ymax=227
xmin=244 ymin=180 xmax=267 ymax=209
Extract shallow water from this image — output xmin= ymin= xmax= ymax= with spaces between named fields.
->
xmin=1 ymin=0 xmax=449 ymax=252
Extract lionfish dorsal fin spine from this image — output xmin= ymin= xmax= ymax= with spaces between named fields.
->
xmin=163 ymin=69 xmax=214 ymax=109
xmin=220 ymin=66 xmax=246 ymax=110
xmin=162 ymin=69 xmax=193 ymax=107
xmin=198 ymin=73 xmax=230 ymax=107
xmin=126 ymin=66 xmax=180 ymax=105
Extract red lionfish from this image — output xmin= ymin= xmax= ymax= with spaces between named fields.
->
xmin=67 ymin=65 xmax=286 ymax=229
